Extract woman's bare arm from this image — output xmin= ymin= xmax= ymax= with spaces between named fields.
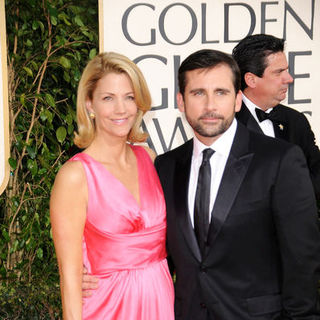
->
xmin=50 ymin=161 xmax=87 ymax=319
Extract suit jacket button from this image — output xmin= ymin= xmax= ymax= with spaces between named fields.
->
xmin=200 ymin=303 xmax=206 ymax=309
xmin=200 ymin=265 xmax=207 ymax=272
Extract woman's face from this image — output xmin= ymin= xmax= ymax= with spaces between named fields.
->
xmin=86 ymin=72 xmax=138 ymax=140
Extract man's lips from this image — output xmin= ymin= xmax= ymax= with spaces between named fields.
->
xmin=199 ymin=113 xmax=224 ymax=121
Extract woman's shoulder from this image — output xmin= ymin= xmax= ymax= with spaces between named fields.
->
xmin=54 ymin=158 xmax=86 ymax=190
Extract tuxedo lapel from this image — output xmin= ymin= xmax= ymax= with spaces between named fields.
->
xmin=206 ymin=123 xmax=254 ymax=249
xmin=236 ymin=102 xmax=263 ymax=135
xmin=174 ymin=140 xmax=202 ymax=262
xmin=270 ymin=105 xmax=288 ymax=141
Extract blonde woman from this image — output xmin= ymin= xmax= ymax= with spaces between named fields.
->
xmin=50 ymin=52 xmax=174 ymax=319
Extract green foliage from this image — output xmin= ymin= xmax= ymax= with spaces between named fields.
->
xmin=0 ymin=0 xmax=98 ymax=318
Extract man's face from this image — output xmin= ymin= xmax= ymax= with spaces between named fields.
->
xmin=177 ymin=64 xmax=242 ymax=146
xmin=254 ymin=52 xmax=293 ymax=110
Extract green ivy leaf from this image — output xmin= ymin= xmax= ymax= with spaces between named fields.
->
xmin=26 ymin=39 xmax=33 ymax=47
xmin=73 ymin=69 xmax=81 ymax=81
xmin=45 ymin=110 xmax=54 ymax=123
xmin=36 ymin=248 xmax=43 ymax=259
xmin=23 ymin=66 xmax=33 ymax=77
xmin=63 ymin=71 xmax=71 ymax=82
xmin=51 ymin=15 xmax=57 ymax=26
xmin=65 ymin=114 xmax=73 ymax=125
xmin=2 ymin=229 xmax=10 ymax=242
xmin=67 ymin=124 xmax=74 ymax=135
xmin=26 ymin=145 xmax=37 ymax=159
xmin=38 ymin=20 xmax=45 ymax=34
xmin=20 ymin=93 xmax=26 ymax=106
xmin=56 ymin=126 xmax=67 ymax=143
xmin=25 ymin=50 xmax=32 ymax=59
xmin=89 ymin=48 xmax=97 ymax=59
xmin=40 ymin=111 xmax=46 ymax=121
xmin=51 ymin=74 xmax=58 ymax=83
xmin=74 ymin=15 xmax=84 ymax=26
xmin=45 ymin=93 xmax=55 ymax=107
xmin=8 ymin=157 xmax=17 ymax=170
xmin=75 ymin=51 xmax=81 ymax=61
xmin=27 ymin=158 xmax=38 ymax=176
xmin=12 ymin=240 xmax=19 ymax=253
xmin=38 ymin=168 xmax=47 ymax=175
xmin=32 ymin=20 xmax=39 ymax=30
xmin=59 ymin=56 xmax=71 ymax=69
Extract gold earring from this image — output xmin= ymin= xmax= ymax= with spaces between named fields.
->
xmin=89 ymin=112 xmax=95 ymax=119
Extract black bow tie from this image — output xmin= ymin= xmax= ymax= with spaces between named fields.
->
xmin=255 ymin=108 xmax=279 ymax=123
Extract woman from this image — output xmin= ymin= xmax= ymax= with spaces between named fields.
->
xmin=50 ymin=52 xmax=174 ymax=319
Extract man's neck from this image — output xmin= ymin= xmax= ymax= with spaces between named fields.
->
xmin=243 ymin=90 xmax=271 ymax=111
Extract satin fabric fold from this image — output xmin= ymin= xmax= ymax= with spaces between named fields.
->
xmin=84 ymin=220 xmax=167 ymax=276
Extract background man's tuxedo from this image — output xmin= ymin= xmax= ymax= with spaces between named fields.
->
xmin=155 ymin=122 xmax=320 ymax=320
xmin=236 ymin=102 xmax=320 ymax=200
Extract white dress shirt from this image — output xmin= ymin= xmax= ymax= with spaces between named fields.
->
xmin=242 ymin=94 xmax=275 ymax=138
xmin=188 ymin=119 xmax=238 ymax=226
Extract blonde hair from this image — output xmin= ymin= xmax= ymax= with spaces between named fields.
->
xmin=74 ymin=52 xmax=151 ymax=148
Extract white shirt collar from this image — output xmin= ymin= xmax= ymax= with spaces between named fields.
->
xmin=242 ymin=94 xmax=273 ymax=119
xmin=193 ymin=118 xmax=237 ymax=159
xmin=242 ymin=94 xmax=275 ymax=137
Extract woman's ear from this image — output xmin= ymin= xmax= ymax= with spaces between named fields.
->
xmin=85 ymin=100 xmax=93 ymax=113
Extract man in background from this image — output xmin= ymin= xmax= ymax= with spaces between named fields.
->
xmin=233 ymin=34 xmax=320 ymax=200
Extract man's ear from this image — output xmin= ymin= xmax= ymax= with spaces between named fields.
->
xmin=244 ymin=72 xmax=258 ymax=89
xmin=235 ymin=90 xmax=242 ymax=112
xmin=176 ymin=92 xmax=185 ymax=113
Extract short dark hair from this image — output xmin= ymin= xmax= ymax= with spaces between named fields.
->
xmin=178 ymin=49 xmax=241 ymax=96
xmin=232 ymin=34 xmax=285 ymax=91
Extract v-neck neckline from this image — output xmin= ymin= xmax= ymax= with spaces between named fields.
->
xmin=81 ymin=146 xmax=142 ymax=208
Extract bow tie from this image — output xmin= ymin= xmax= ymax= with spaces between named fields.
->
xmin=255 ymin=108 xmax=279 ymax=123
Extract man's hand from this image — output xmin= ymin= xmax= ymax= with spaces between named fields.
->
xmin=82 ymin=266 xmax=99 ymax=297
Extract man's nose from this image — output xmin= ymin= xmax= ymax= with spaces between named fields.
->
xmin=206 ymin=95 xmax=216 ymax=110
xmin=285 ymin=71 xmax=294 ymax=84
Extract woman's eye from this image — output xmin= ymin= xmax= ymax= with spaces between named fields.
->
xmin=127 ymin=95 xmax=135 ymax=100
xmin=103 ymin=96 xmax=112 ymax=101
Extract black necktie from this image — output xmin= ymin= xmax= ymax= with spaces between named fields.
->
xmin=194 ymin=148 xmax=215 ymax=255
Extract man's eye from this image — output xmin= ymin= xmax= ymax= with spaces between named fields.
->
xmin=216 ymin=90 xmax=227 ymax=96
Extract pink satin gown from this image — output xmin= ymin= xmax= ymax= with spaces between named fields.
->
xmin=69 ymin=146 xmax=174 ymax=320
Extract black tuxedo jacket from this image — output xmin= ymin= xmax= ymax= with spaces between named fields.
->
xmin=155 ymin=123 xmax=320 ymax=320
xmin=236 ymin=102 xmax=320 ymax=200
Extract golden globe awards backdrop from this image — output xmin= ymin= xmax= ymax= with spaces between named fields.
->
xmin=0 ymin=0 xmax=9 ymax=195
xmin=99 ymin=0 xmax=320 ymax=154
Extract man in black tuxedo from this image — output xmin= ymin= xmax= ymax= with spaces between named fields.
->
xmin=232 ymin=34 xmax=320 ymax=200
xmin=155 ymin=49 xmax=320 ymax=319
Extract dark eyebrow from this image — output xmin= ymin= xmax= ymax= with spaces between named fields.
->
xmin=273 ymin=67 xmax=289 ymax=73
xmin=214 ymin=88 xmax=231 ymax=93
xmin=189 ymin=88 xmax=204 ymax=94
xmin=188 ymin=87 xmax=231 ymax=94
